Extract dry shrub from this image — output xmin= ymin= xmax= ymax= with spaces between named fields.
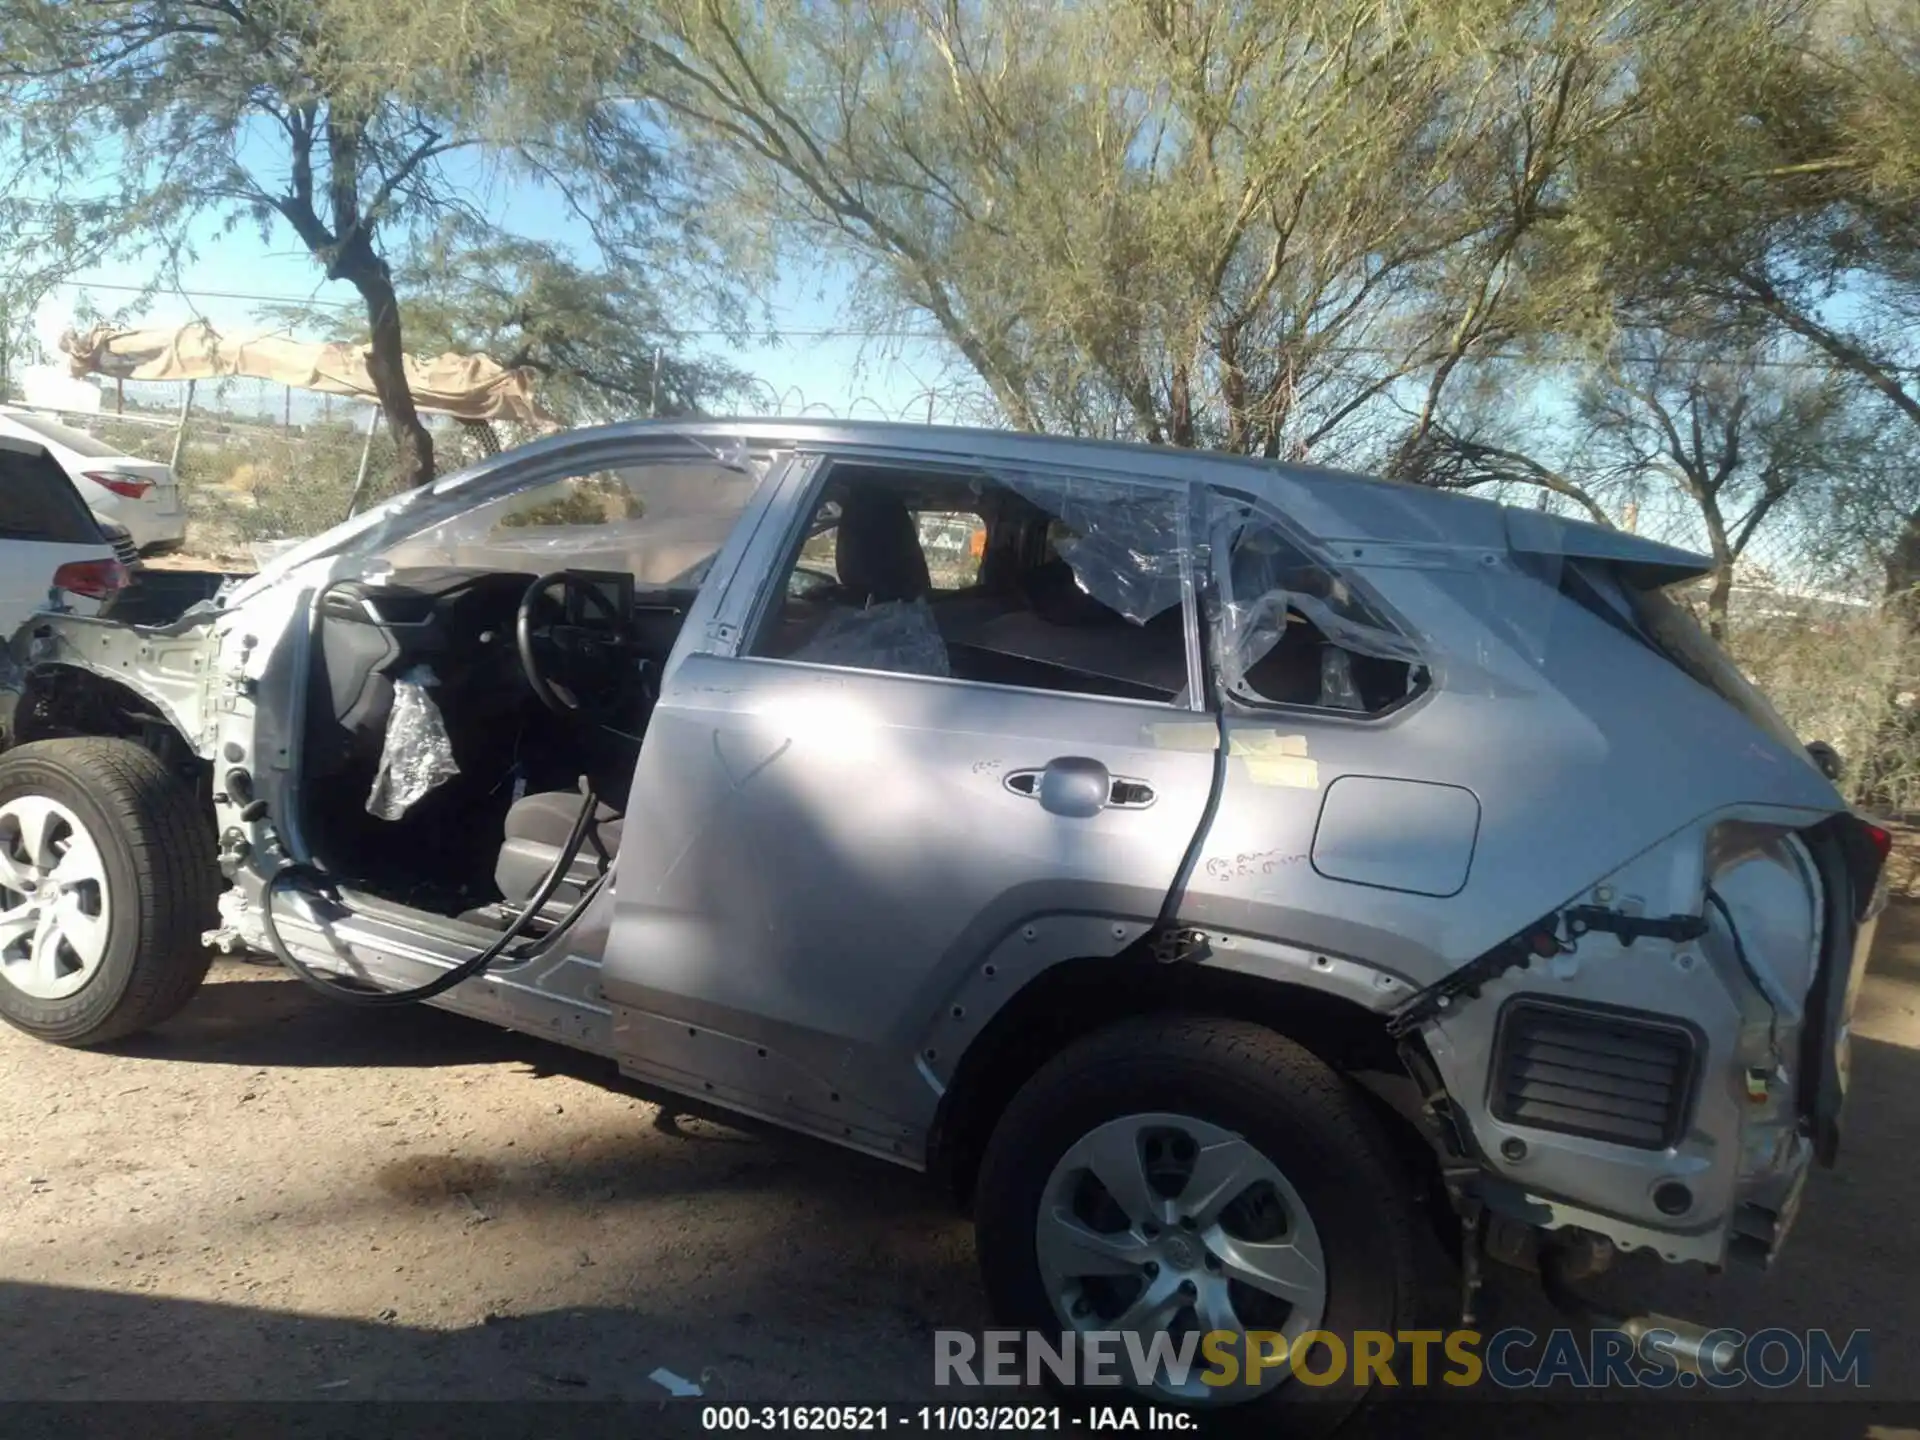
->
xmin=1724 ymin=604 xmax=1920 ymax=813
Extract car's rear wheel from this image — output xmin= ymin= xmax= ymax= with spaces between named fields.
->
xmin=0 ymin=738 xmax=217 ymax=1046
xmin=975 ymin=1015 xmax=1437 ymax=1434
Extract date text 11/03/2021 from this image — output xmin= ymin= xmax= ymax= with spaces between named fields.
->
xmin=701 ymin=1407 xmax=1190 ymax=1431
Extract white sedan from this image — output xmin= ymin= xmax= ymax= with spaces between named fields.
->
xmin=0 ymin=408 xmax=186 ymax=555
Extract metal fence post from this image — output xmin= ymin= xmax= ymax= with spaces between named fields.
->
xmin=169 ymin=380 xmax=196 ymax=471
xmin=345 ymin=404 xmax=382 ymax=519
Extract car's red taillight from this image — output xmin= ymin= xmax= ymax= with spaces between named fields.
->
xmin=1862 ymin=821 xmax=1894 ymax=862
xmin=82 ymin=470 xmax=155 ymax=500
xmin=51 ymin=558 xmax=129 ymax=599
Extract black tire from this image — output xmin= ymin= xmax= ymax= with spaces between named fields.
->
xmin=0 ymin=738 xmax=218 ymax=1046
xmin=975 ymin=1015 xmax=1441 ymax=1436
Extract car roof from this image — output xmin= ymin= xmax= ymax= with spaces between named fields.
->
xmin=0 ymin=406 xmax=140 ymax=461
xmin=579 ymin=415 xmax=1393 ymax=490
xmin=645 ymin=417 xmax=1713 ymax=581
xmin=244 ymin=414 xmax=1713 ymax=596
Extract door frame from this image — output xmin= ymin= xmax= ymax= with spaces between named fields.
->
xmin=272 ymin=436 xmax=806 ymax=944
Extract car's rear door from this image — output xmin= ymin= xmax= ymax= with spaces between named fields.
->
xmin=0 ymin=437 xmax=115 ymax=638
xmin=603 ymin=449 xmax=1218 ymax=1156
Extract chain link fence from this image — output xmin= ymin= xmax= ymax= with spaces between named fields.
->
xmin=1730 ymin=600 xmax=1920 ymax=893
xmin=1609 ymin=487 xmax=1920 ymax=817
xmin=15 ymin=374 xmax=1000 ymax=569
xmin=16 ymin=379 xmax=506 ymax=567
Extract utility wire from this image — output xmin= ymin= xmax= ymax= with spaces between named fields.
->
xmin=42 ymin=278 xmax=947 ymax=340
xmin=37 ymin=277 xmax=1920 ymax=371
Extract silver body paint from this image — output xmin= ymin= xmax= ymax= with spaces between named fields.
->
xmin=9 ymin=420 xmax=1869 ymax=1272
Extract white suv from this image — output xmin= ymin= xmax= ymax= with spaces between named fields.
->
xmin=0 ymin=434 xmax=126 ymax=658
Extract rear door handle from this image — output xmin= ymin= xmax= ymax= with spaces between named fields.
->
xmin=1004 ymin=758 xmax=1155 ymax=817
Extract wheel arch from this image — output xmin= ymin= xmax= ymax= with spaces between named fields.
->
xmin=927 ymin=948 xmax=1449 ymax=1224
xmin=10 ymin=663 xmax=212 ymax=796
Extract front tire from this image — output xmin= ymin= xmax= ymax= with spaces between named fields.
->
xmin=974 ymin=1016 xmax=1437 ymax=1434
xmin=0 ymin=738 xmax=218 ymax=1046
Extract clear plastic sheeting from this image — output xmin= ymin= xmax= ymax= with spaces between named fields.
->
xmin=789 ymin=598 xmax=951 ymax=679
xmin=1215 ymin=589 xmax=1290 ymax=699
xmin=1319 ymin=646 xmax=1364 ymax=711
xmin=994 ymin=471 xmax=1186 ymax=625
xmin=1213 ymin=502 xmax=1427 ymax=697
xmin=387 ymin=513 xmax=744 ymax=585
xmin=691 ymin=433 xmax=753 ymax=471
xmin=1292 ymin=593 xmax=1426 ymax=664
xmin=253 ymin=442 xmax=770 ymax=593
xmin=249 ymin=537 xmax=309 ymax=571
xmin=367 ymin=665 xmax=460 ymax=821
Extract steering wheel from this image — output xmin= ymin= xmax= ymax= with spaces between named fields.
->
xmin=516 ymin=570 xmax=637 ymax=719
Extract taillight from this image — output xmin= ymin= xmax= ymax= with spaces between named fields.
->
xmin=82 ymin=470 xmax=154 ymax=500
xmin=51 ymin=559 xmax=129 ymax=599
xmin=1861 ymin=821 xmax=1894 ymax=862
xmin=1829 ymin=813 xmax=1894 ymax=922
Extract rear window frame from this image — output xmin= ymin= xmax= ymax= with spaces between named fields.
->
xmin=1564 ymin=559 xmax=1814 ymax=762
xmin=1203 ymin=486 xmax=1431 ymax=720
xmin=0 ymin=439 xmax=110 ymax=545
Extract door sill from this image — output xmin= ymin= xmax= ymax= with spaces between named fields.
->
xmin=331 ymin=885 xmax=506 ymax=947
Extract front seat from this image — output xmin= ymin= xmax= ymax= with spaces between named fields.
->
xmin=832 ymin=488 xmax=932 ymax=604
xmin=494 ymin=787 xmax=624 ymax=908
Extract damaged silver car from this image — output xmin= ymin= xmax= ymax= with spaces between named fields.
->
xmin=0 ymin=421 xmax=1889 ymax=1421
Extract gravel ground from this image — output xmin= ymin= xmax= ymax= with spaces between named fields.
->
xmin=4 ymin=905 xmax=1920 ymax=1434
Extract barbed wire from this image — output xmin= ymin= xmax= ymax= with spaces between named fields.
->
xmin=40 ymin=277 xmax=953 ymax=341
xmin=35 ymin=278 xmax=1920 ymax=370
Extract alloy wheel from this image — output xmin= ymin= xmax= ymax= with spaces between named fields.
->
xmin=1034 ymin=1110 xmax=1329 ymax=1403
xmin=0 ymin=796 xmax=113 ymax=1001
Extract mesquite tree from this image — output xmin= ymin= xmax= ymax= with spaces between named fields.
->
xmin=0 ymin=0 xmax=714 ymax=485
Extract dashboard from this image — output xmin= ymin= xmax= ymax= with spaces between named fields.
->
xmin=305 ymin=568 xmax=692 ymax=777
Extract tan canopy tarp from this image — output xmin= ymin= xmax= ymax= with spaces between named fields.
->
xmin=60 ymin=320 xmax=560 ymax=427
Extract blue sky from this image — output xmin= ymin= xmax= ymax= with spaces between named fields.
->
xmin=12 ymin=153 xmax=1868 ymax=588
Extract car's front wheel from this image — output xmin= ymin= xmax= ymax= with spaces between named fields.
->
xmin=0 ymin=738 xmax=218 ymax=1046
xmin=975 ymin=1016 xmax=1437 ymax=1433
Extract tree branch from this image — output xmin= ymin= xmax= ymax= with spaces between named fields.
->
xmin=1410 ymin=432 xmax=1616 ymax=527
xmin=1733 ymin=269 xmax=1920 ymax=432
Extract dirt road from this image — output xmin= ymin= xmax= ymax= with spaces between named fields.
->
xmin=5 ymin=907 xmax=1920 ymax=1432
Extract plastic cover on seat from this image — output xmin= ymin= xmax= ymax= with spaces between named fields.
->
xmin=788 ymin=597 xmax=951 ymax=678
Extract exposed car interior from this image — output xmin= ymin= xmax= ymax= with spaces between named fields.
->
xmin=294 ymin=458 xmax=1418 ymax=925
xmin=296 ymin=563 xmax=676 ymax=921
xmin=753 ymin=464 xmax=1420 ymax=712
xmin=754 ymin=465 xmax=1196 ymax=701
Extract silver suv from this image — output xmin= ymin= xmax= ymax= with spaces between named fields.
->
xmin=0 ymin=421 xmax=1888 ymax=1423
